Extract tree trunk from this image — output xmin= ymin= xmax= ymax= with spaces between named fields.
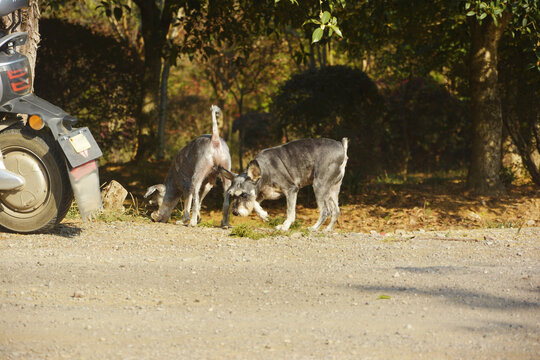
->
xmin=0 ymin=0 xmax=40 ymax=89
xmin=158 ymin=58 xmax=170 ymax=160
xmin=466 ymin=14 xmax=511 ymax=195
xmin=134 ymin=43 xmax=163 ymax=162
xmin=20 ymin=0 xmax=40 ymax=89
xmin=132 ymin=0 xmax=173 ymax=163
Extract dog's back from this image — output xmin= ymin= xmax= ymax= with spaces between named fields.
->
xmin=255 ymin=138 xmax=347 ymax=188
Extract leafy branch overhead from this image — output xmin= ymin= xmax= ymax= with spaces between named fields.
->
xmin=465 ymin=0 xmax=539 ymax=70
xmin=279 ymin=0 xmax=345 ymax=43
xmin=304 ymin=10 xmax=343 ymax=43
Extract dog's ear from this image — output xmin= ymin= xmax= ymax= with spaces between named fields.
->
xmin=246 ymin=160 xmax=261 ymax=182
xmin=144 ymin=184 xmax=165 ymax=198
xmin=217 ymin=166 xmax=237 ymax=181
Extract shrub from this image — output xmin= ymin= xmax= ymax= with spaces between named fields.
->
xmin=35 ymin=18 xmax=141 ymax=163
xmin=382 ymin=77 xmax=471 ymax=173
xmin=271 ymin=65 xmax=385 ymax=177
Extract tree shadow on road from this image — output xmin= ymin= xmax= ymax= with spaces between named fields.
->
xmin=346 ymin=279 xmax=539 ymax=311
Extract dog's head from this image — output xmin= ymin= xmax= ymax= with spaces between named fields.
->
xmin=144 ymin=184 xmax=166 ymax=209
xmin=219 ymin=161 xmax=261 ymax=217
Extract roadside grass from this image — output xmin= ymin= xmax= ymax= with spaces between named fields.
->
xmin=229 ymin=217 xmax=309 ymax=240
xmin=65 ymin=199 xmax=311 ymax=240
xmin=64 ymin=165 xmax=538 ymax=234
xmin=65 ymin=192 xmax=152 ymax=223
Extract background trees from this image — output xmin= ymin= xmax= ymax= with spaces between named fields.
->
xmin=15 ymin=0 xmax=538 ymax=193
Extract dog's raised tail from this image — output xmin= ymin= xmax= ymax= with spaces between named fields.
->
xmin=211 ymin=105 xmax=222 ymax=148
xmin=340 ymin=137 xmax=349 ymax=176
xmin=341 ymin=137 xmax=349 ymax=157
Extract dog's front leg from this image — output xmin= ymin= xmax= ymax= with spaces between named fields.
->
xmin=180 ymin=193 xmax=193 ymax=225
xmin=275 ymin=190 xmax=298 ymax=231
xmin=253 ymin=201 xmax=269 ymax=222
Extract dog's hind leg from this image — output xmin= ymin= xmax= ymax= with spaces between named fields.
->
xmin=324 ymin=185 xmax=341 ymax=232
xmin=310 ymin=180 xmax=331 ymax=231
xmin=220 ymin=176 xmax=232 ymax=228
xmin=189 ymin=180 xmax=204 ymax=227
xmin=311 ymin=198 xmax=330 ymax=231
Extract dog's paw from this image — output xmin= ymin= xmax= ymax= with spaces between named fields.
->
xmin=275 ymin=224 xmax=290 ymax=231
xmin=220 ymin=221 xmax=232 ymax=229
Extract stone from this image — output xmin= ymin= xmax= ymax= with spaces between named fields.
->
xmin=101 ymin=180 xmax=128 ymax=211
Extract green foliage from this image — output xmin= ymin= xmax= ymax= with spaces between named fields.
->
xmin=272 ymin=65 xmax=385 ymax=176
xmin=304 ymin=10 xmax=343 ymax=43
xmin=279 ymin=0 xmax=345 ymax=43
xmin=465 ymin=0 xmax=539 ymax=71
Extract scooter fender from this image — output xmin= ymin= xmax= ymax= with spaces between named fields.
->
xmin=1 ymin=94 xmax=104 ymax=220
xmin=2 ymin=93 xmax=77 ymax=139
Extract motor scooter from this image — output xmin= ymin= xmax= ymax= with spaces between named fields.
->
xmin=0 ymin=0 xmax=103 ymax=233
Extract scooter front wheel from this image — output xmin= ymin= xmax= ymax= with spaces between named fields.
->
xmin=0 ymin=127 xmax=73 ymax=233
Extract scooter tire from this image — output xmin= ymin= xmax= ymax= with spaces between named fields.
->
xmin=0 ymin=126 xmax=73 ymax=233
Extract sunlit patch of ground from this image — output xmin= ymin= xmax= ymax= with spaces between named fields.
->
xmin=198 ymin=183 xmax=539 ymax=233
xmin=98 ymin=163 xmax=539 ymax=233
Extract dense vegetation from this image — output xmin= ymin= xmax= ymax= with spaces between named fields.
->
xmin=23 ymin=0 xmax=539 ymax=194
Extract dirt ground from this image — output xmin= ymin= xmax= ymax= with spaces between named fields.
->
xmin=1 ymin=216 xmax=539 ymax=359
xmin=1 ymin=168 xmax=539 ymax=359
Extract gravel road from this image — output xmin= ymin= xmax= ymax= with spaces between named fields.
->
xmin=1 ymin=221 xmax=539 ymax=359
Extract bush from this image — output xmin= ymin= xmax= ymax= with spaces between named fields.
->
xmin=35 ymin=18 xmax=141 ymax=163
xmin=271 ymin=65 xmax=385 ymax=177
xmin=382 ymin=77 xmax=471 ymax=173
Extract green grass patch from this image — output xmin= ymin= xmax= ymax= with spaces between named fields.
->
xmin=229 ymin=220 xmax=309 ymax=240
xmin=486 ymin=220 xmax=521 ymax=229
xmin=198 ymin=219 xmax=217 ymax=228
xmin=229 ymin=224 xmax=267 ymax=240
xmin=266 ymin=216 xmax=304 ymax=230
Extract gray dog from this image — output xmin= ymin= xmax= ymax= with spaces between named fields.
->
xmin=145 ymin=105 xmax=232 ymax=227
xmin=219 ymin=138 xmax=348 ymax=232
